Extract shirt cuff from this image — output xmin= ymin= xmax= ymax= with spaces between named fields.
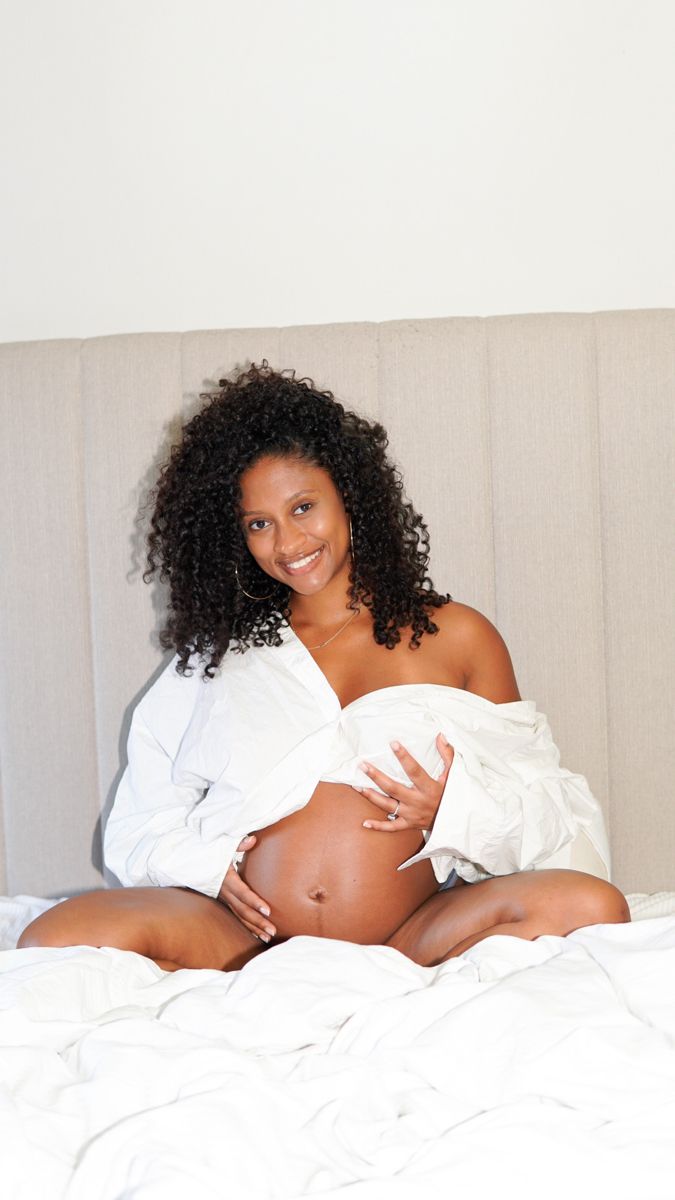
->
xmin=396 ymin=752 xmax=493 ymax=883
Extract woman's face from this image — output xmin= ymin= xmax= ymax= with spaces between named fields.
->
xmin=239 ymin=454 xmax=351 ymax=595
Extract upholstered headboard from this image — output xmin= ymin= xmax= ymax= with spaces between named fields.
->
xmin=1 ymin=311 xmax=673 ymax=897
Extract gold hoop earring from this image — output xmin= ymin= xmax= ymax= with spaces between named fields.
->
xmin=349 ymin=516 xmax=355 ymax=565
xmin=233 ymin=562 xmax=276 ymax=601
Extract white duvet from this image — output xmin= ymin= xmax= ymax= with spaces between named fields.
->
xmin=2 ymin=894 xmax=675 ymax=1200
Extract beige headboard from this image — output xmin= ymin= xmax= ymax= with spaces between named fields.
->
xmin=1 ymin=311 xmax=673 ymax=898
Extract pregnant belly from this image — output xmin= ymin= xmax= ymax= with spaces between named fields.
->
xmin=238 ymin=782 xmax=439 ymax=944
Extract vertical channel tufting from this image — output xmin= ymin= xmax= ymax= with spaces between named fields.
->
xmin=590 ymin=314 xmax=613 ymax=853
xmin=595 ymin=310 xmax=675 ymax=893
xmin=0 ymin=339 xmax=101 ymax=896
xmin=279 ymin=323 xmax=378 ymax=419
xmin=483 ymin=318 xmax=498 ymax=628
xmin=485 ymin=314 xmax=610 ymax=825
xmin=0 ymin=754 xmax=6 ymax=894
xmin=82 ymin=333 xmax=184 ymax=884
xmin=78 ymin=337 xmax=104 ymax=888
xmin=181 ymin=327 xmax=283 ymax=409
xmin=377 ymin=318 xmax=495 ymax=612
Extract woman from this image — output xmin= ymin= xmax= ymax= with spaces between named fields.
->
xmin=19 ymin=363 xmax=629 ymax=971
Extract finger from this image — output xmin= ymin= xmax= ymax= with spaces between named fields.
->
xmin=237 ymin=833 xmax=257 ymax=852
xmin=223 ymin=868 xmax=273 ymax=923
xmin=362 ymin=816 xmax=412 ymax=832
xmin=389 ymin=741 xmax=432 ymax=785
xmin=230 ymin=874 xmax=273 ymax=921
xmin=227 ymin=895 xmax=276 ymax=941
xmin=437 ymin=759 xmax=452 ymax=785
xmin=354 ymin=784 xmax=402 ymax=813
xmin=358 ymin=761 xmax=412 ymax=801
xmin=436 ymin=733 xmax=455 ymax=769
xmin=238 ymin=915 xmax=275 ymax=943
xmin=248 ymin=924 xmax=276 ymax=944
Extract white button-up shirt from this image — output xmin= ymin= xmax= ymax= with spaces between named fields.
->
xmin=104 ymin=624 xmax=610 ymax=898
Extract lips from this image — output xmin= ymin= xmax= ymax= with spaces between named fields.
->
xmin=278 ymin=546 xmax=324 ymax=575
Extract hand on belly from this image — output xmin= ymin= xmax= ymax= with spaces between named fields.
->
xmin=238 ymin=783 xmax=438 ymax=944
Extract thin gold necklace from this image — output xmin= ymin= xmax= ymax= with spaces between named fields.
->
xmin=291 ymin=607 xmax=360 ymax=651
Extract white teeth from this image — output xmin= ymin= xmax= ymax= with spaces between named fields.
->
xmin=285 ymin=548 xmax=322 ymax=570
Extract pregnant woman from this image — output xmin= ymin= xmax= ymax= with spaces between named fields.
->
xmin=19 ymin=363 xmax=629 ymax=971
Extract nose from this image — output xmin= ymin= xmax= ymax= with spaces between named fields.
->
xmin=273 ymin=518 xmax=307 ymax=559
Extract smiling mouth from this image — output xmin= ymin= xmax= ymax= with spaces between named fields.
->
xmin=279 ymin=546 xmax=324 ymax=575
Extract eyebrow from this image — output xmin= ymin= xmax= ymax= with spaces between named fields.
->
xmin=241 ymin=489 xmax=320 ymax=517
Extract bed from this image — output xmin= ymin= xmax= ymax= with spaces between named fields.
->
xmin=1 ymin=311 xmax=673 ymax=1198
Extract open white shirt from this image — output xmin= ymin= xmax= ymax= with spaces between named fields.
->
xmin=104 ymin=623 xmax=610 ymax=898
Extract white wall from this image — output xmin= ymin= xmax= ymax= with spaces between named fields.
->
xmin=1 ymin=0 xmax=674 ymax=343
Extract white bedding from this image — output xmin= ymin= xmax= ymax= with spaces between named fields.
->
xmin=2 ymin=894 xmax=675 ymax=1200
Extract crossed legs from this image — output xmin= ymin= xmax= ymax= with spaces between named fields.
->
xmin=17 ymin=870 xmax=630 ymax=972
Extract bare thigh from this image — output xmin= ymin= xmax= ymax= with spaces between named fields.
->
xmin=387 ymin=869 xmax=630 ymax=967
xmin=16 ymin=887 xmax=265 ymax=972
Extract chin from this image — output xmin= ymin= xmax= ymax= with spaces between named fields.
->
xmin=286 ymin=573 xmax=330 ymax=595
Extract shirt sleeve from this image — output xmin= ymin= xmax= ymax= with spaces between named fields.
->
xmin=103 ymin=690 xmax=242 ymax=900
xmin=398 ymin=707 xmax=610 ymax=885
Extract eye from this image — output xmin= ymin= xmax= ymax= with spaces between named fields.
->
xmin=247 ymin=519 xmax=269 ymax=532
xmin=294 ymin=502 xmax=313 ymax=515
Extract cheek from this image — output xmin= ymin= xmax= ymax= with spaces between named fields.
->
xmin=312 ymin=515 xmax=334 ymax=539
xmin=314 ymin=504 xmax=347 ymax=537
xmin=244 ymin=532 xmax=270 ymax=560
xmin=315 ymin=519 xmax=346 ymax=551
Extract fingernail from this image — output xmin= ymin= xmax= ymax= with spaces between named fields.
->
xmin=359 ymin=762 xmax=371 ymax=774
xmin=363 ymin=821 xmax=372 ymax=829
xmin=390 ymin=740 xmax=400 ymax=751
xmin=266 ymin=928 xmax=276 ymax=939
xmin=353 ymin=785 xmax=364 ymax=793
xmin=259 ymin=934 xmax=271 ymax=944
xmin=258 ymin=906 xmax=271 ymax=917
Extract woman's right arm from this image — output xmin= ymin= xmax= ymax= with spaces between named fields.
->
xmin=103 ymin=666 xmax=275 ymax=938
xmin=104 ymin=705 xmax=243 ymax=898
xmin=104 ymin=720 xmax=273 ymax=936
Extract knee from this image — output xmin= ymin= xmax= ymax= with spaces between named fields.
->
xmin=518 ymin=871 xmax=630 ymax=941
xmin=16 ymin=892 xmax=141 ymax=954
xmin=568 ymin=873 xmax=631 ymax=929
xmin=17 ymin=911 xmax=69 ymax=949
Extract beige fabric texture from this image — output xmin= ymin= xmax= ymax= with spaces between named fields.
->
xmin=0 ymin=312 xmax=673 ymax=897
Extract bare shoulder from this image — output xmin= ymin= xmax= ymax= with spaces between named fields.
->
xmin=430 ymin=601 xmax=521 ymax=704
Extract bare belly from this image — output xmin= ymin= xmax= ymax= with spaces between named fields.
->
xmin=238 ymin=782 xmax=439 ymax=944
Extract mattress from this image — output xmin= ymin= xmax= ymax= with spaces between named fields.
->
xmin=2 ymin=892 xmax=675 ymax=1200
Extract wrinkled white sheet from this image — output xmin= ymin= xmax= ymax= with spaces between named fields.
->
xmin=2 ymin=896 xmax=675 ymax=1200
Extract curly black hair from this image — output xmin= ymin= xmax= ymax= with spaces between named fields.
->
xmin=145 ymin=362 xmax=451 ymax=675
